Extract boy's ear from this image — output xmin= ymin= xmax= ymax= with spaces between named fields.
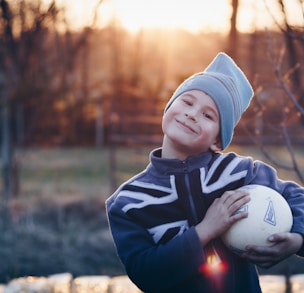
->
xmin=210 ymin=140 xmax=222 ymax=152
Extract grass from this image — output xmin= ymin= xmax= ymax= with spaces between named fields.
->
xmin=0 ymin=146 xmax=151 ymax=283
xmin=0 ymin=145 xmax=304 ymax=283
xmin=12 ymin=147 xmax=150 ymax=206
xmin=17 ymin=148 xmax=112 ymax=202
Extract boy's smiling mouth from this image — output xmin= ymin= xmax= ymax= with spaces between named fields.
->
xmin=175 ymin=118 xmax=198 ymax=134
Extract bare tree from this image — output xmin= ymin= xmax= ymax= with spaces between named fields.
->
xmin=256 ymin=0 xmax=304 ymax=183
xmin=0 ymin=0 xmax=98 ymax=211
xmin=0 ymin=0 xmax=20 ymax=208
xmin=263 ymin=0 xmax=304 ymax=107
xmin=227 ymin=0 xmax=239 ymax=59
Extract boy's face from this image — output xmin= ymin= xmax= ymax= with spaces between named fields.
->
xmin=162 ymin=90 xmax=221 ymax=158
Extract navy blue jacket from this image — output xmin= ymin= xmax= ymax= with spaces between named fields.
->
xmin=106 ymin=149 xmax=304 ymax=293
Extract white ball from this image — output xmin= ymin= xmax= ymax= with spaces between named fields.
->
xmin=221 ymin=184 xmax=293 ymax=253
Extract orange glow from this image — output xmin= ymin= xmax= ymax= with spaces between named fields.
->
xmin=199 ymin=254 xmax=228 ymax=276
xmin=101 ymin=0 xmax=231 ymax=33
xmin=55 ymin=0 xmax=303 ymax=34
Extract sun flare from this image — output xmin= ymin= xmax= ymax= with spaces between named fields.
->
xmin=58 ymin=0 xmax=303 ymax=34
xmin=108 ymin=0 xmax=232 ymax=33
xmin=99 ymin=0 xmax=231 ymax=33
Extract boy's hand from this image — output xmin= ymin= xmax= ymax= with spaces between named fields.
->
xmin=195 ymin=189 xmax=250 ymax=246
xmin=242 ymin=232 xmax=303 ymax=268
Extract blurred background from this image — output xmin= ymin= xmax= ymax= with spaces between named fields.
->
xmin=0 ymin=0 xmax=304 ymax=285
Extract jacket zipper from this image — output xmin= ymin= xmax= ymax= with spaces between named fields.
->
xmin=184 ymin=172 xmax=199 ymax=225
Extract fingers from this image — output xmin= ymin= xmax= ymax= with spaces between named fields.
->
xmin=230 ymin=208 xmax=248 ymax=222
xmin=221 ymin=189 xmax=250 ymax=216
xmin=242 ymin=248 xmax=279 ymax=268
xmin=267 ymin=232 xmax=289 ymax=243
xmin=242 ymin=234 xmax=294 ymax=268
xmin=221 ymin=189 xmax=249 ymax=205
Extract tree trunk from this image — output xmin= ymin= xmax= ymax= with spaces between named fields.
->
xmin=227 ymin=0 xmax=239 ymax=59
xmin=0 ymin=72 xmax=11 ymax=212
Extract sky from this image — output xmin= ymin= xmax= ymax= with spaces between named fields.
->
xmin=55 ymin=0 xmax=303 ymax=33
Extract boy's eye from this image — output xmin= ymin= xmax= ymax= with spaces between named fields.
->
xmin=203 ymin=112 xmax=213 ymax=120
xmin=183 ymin=99 xmax=192 ymax=106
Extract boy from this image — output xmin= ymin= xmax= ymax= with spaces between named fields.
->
xmin=106 ymin=53 xmax=304 ymax=293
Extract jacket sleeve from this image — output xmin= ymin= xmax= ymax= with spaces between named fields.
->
xmin=106 ymin=194 xmax=205 ymax=292
xmin=240 ymin=157 xmax=304 ymax=256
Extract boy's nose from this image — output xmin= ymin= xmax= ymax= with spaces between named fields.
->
xmin=185 ymin=111 xmax=197 ymax=122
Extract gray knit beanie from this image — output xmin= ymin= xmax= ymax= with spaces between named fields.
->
xmin=164 ymin=52 xmax=254 ymax=150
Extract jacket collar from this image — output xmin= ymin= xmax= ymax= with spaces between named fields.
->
xmin=149 ymin=148 xmax=215 ymax=175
